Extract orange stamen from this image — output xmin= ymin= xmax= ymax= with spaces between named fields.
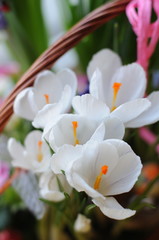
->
xmin=94 ymin=165 xmax=108 ymax=190
xmin=111 ymin=82 xmax=122 ymax=111
xmin=44 ymin=94 xmax=50 ymax=104
xmin=37 ymin=140 xmax=43 ymax=162
xmin=72 ymin=121 xmax=79 ymax=145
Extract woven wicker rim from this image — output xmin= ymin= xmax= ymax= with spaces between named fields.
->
xmin=0 ymin=0 xmax=130 ymax=132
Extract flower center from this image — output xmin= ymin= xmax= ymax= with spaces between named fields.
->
xmin=44 ymin=94 xmax=50 ymax=104
xmin=37 ymin=140 xmax=43 ymax=162
xmin=111 ymin=82 xmax=122 ymax=111
xmin=72 ymin=121 xmax=79 ymax=145
xmin=94 ymin=165 xmax=108 ymax=190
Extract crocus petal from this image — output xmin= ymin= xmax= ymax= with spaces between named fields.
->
xmin=51 ymin=144 xmax=83 ymax=174
xmin=13 ymin=88 xmax=37 ymax=120
xmin=89 ymin=123 xmax=105 ymax=142
xmin=109 ymin=63 xmax=147 ymax=108
xmin=68 ymin=172 xmax=104 ymax=199
xmin=125 ymin=91 xmax=159 ymax=127
xmin=8 ymin=138 xmax=31 ymax=169
xmin=24 ymin=131 xmax=51 ymax=173
xmin=100 ymin=139 xmax=142 ymax=196
xmin=110 ymin=98 xmax=151 ymax=124
xmin=39 ymin=171 xmax=72 ymax=202
xmin=72 ymin=94 xmax=110 ymax=121
xmin=67 ymin=141 xmax=119 ymax=198
xmin=24 ymin=130 xmax=43 ymax=154
xmin=87 ymin=49 xmax=122 ymax=80
xmin=104 ymin=116 xmax=125 ymax=140
xmin=33 ymin=70 xmax=62 ymax=109
xmin=57 ymin=68 xmax=77 ymax=97
xmin=89 ymin=69 xmax=106 ymax=102
xmin=34 ymin=69 xmax=77 ymax=110
xmin=33 ymin=85 xmax=72 ymax=129
xmin=49 ymin=114 xmax=97 ymax=151
xmin=40 ymin=189 xmax=65 ymax=202
xmin=32 ymin=103 xmax=63 ymax=129
xmin=92 ymin=197 xmax=136 ymax=220
xmin=8 ymin=138 xmax=25 ymax=159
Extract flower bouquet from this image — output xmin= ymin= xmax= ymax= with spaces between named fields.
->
xmin=1 ymin=0 xmax=159 ymax=239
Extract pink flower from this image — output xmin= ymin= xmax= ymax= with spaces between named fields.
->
xmin=126 ymin=0 xmax=159 ymax=73
xmin=0 ymin=161 xmax=10 ymax=188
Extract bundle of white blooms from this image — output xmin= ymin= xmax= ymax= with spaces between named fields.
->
xmin=8 ymin=49 xmax=159 ymax=221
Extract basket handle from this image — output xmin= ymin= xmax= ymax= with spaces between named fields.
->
xmin=0 ymin=0 xmax=130 ymax=132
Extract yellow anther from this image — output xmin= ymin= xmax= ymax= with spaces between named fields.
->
xmin=111 ymin=82 xmax=122 ymax=111
xmin=72 ymin=121 xmax=79 ymax=145
xmin=44 ymin=94 xmax=50 ymax=104
xmin=94 ymin=165 xmax=108 ymax=190
xmin=37 ymin=140 xmax=43 ymax=162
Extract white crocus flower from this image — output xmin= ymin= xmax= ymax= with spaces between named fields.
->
xmin=51 ymin=140 xmax=142 ymax=220
xmin=47 ymin=94 xmax=125 ymax=152
xmin=39 ymin=170 xmax=72 ymax=202
xmin=87 ymin=49 xmax=159 ymax=128
xmin=14 ymin=69 xmax=77 ymax=128
xmin=8 ymin=130 xmax=51 ymax=173
xmin=48 ymin=111 xmax=125 ymax=152
xmin=74 ymin=214 xmax=91 ymax=233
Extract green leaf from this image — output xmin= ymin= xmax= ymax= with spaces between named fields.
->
xmin=129 ymin=175 xmax=159 ymax=210
xmin=134 ymin=201 xmax=156 ymax=211
xmin=5 ymin=0 xmax=48 ymax=70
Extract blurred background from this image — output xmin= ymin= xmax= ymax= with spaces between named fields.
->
xmin=0 ymin=0 xmax=159 ymax=239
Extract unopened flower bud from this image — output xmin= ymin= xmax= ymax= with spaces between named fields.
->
xmin=74 ymin=214 xmax=91 ymax=233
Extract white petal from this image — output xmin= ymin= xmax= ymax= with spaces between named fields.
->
xmin=32 ymin=103 xmax=63 ymax=129
xmin=33 ymin=70 xmax=62 ymax=109
xmin=13 ymin=88 xmax=37 ymax=121
xmin=110 ymin=98 xmax=151 ymax=124
xmin=67 ymin=141 xmax=119 ymax=197
xmin=24 ymin=130 xmax=43 ymax=154
xmin=39 ymin=171 xmax=72 ymax=202
xmin=89 ymin=123 xmax=105 ymax=142
xmin=100 ymin=139 xmax=142 ymax=195
xmin=104 ymin=116 xmax=125 ymax=140
xmin=48 ymin=114 xmax=97 ymax=151
xmin=87 ymin=49 xmax=122 ymax=80
xmin=110 ymin=63 xmax=146 ymax=107
xmin=24 ymin=130 xmax=51 ymax=173
xmin=72 ymin=94 xmax=109 ymax=121
xmin=8 ymin=138 xmax=30 ymax=169
xmin=40 ymin=189 xmax=65 ymax=202
xmin=57 ymin=68 xmax=77 ymax=97
xmin=51 ymin=144 xmax=83 ymax=174
xmin=33 ymin=85 xmax=72 ymax=129
xmin=92 ymin=197 xmax=135 ymax=220
xmin=125 ymin=91 xmax=159 ymax=127
xmin=89 ymin=69 xmax=106 ymax=102
xmin=67 ymin=172 xmax=104 ymax=199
